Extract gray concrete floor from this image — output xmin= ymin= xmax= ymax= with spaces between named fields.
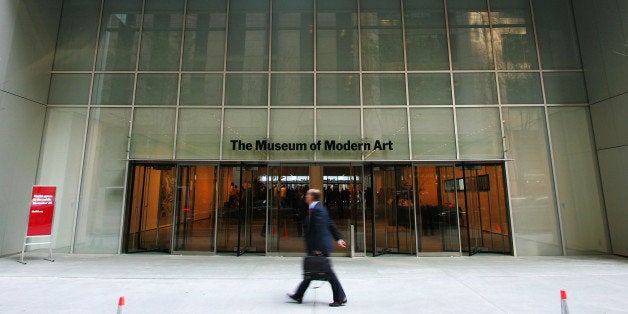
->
xmin=0 ymin=253 xmax=626 ymax=314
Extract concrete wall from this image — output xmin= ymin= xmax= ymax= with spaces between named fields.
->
xmin=572 ymin=0 xmax=628 ymax=256
xmin=0 ymin=0 xmax=62 ymax=256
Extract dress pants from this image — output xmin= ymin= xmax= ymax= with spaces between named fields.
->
xmin=294 ymin=258 xmax=346 ymax=302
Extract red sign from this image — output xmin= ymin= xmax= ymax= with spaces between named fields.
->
xmin=27 ymin=186 xmax=56 ymax=236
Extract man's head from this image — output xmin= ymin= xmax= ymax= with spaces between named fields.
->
xmin=305 ymin=189 xmax=321 ymax=205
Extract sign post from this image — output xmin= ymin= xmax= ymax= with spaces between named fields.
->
xmin=18 ymin=186 xmax=56 ymax=264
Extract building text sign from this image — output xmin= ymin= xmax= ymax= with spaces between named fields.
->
xmin=27 ymin=186 xmax=56 ymax=236
xmin=230 ymin=139 xmax=394 ymax=152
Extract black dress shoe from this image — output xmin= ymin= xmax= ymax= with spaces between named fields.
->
xmin=287 ymin=293 xmax=302 ymax=304
xmin=329 ymin=299 xmax=347 ymax=307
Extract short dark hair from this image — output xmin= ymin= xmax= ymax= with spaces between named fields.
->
xmin=307 ymin=189 xmax=321 ymax=201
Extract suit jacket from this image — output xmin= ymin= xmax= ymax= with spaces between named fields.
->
xmin=305 ymin=202 xmax=343 ymax=255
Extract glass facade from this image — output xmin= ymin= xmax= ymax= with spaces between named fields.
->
xmin=39 ymin=0 xmax=608 ymax=256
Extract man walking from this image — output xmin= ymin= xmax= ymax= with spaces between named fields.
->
xmin=288 ymin=189 xmax=348 ymax=307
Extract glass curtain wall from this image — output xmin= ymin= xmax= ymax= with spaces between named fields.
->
xmin=43 ymin=0 xmax=607 ymax=255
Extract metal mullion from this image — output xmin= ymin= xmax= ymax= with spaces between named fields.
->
xmin=528 ymin=0 xmax=566 ymax=256
xmin=313 ymin=0 xmax=318 ymax=161
xmin=69 ymin=0 xmax=105 ymax=254
xmin=443 ymin=0 xmax=460 ymax=160
xmin=118 ymin=0 xmax=147 ymax=254
xmin=173 ymin=0 xmax=188 ymax=160
xmin=488 ymin=0 xmax=514 ymax=256
xmin=400 ymin=0 xmax=413 ymax=163
xmin=357 ymin=0 xmax=365 ymax=162
xmin=219 ymin=0 xmax=230 ymax=161
xmin=266 ymin=0 xmax=273 ymax=162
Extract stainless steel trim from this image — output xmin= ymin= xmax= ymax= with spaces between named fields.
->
xmin=172 ymin=0 xmax=188 ymax=160
xmin=443 ymin=0 xmax=460 ymax=161
xmin=70 ymin=0 xmax=106 ymax=254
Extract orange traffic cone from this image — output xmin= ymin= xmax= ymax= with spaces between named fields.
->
xmin=272 ymin=226 xmax=278 ymax=235
xmin=495 ymin=223 xmax=502 ymax=234
xmin=282 ymin=220 xmax=289 ymax=238
xmin=117 ymin=296 xmax=125 ymax=314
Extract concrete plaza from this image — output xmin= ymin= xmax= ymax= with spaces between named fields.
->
xmin=0 ymin=253 xmax=626 ymax=313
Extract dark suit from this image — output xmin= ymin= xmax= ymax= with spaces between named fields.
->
xmin=294 ymin=202 xmax=346 ymax=302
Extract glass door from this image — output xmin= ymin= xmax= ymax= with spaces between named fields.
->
xmin=174 ymin=165 xmax=217 ymax=252
xmin=459 ymin=164 xmax=512 ymax=255
xmin=415 ymin=165 xmax=461 ymax=254
xmin=267 ymin=165 xmax=309 ymax=255
xmin=216 ymin=165 xmax=269 ymax=255
xmin=321 ymin=165 xmax=364 ymax=256
xmin=126 ymin=164 xmax=175 ymax=253
xmin=369 ymin=165 xmax=417 ymax=256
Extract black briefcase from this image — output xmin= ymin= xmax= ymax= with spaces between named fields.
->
xmin=303 ymin=255 xmax=332 ymax=281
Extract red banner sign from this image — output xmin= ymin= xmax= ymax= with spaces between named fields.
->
xmin=27 ymin=186 xmax=56 ymax=236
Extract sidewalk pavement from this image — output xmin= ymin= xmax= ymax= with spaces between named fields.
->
xmin=0 ymin=253 xmax=626 ymax=313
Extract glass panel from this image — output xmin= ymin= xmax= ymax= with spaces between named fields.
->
xmin=135 ymin=74 xmax=179 ymax=106
xmin=36 ymin=108 xmax=87 ymax=252
xmin=74 ymin=108 xmax=131 ymax=253
xmin=490 ymin=0 xmax=538 ymax=70
xmin=363 ymin=74 xmax=406 ymax=106
xmin=138 ymin=0 xmax=184 ymax=71
xmin=272 ymin=0 xmax=314 ymax=70
xmin=416 ymin=165 xmax=461 ymax=252
xmin=222 ymin=109 xmax=268 ymax=160
xmin=316 ymin=74 xmax=360 ymax=106
xmin=126 ymin=164 xmax=175 ymax=253
xmin=410 ymin=108 xmax=455 ymax=159
xmin=363 ymin=109 xmax=409 ymax=160
xmin=404 ymin=0 xmax=449 ymax=70
xmin=96 ymin=0 xmax=142 ymax=71
xmin=266 ymin=165 xmax=310 ymax=255
xmin=176 ymin=109 xmax=222 ymax=159
xmin=180 ymin=74 xmax=223 ymax=106
xmin=316 ymin=109 xmax=361 ymax=160
xmin=457 ymin=108 xmax=503 ymax=159
xmin=548 ymin=107 xmax=609 ymax=254
xmin=182 ymin=0 xmax=227 ymax=71
xmin=48 ymin=74 xmax=91 ymax=105
xmin=319 ymin=165 xmax=365 ymax=255
xmin=225 ymin=73 xmax=268 ymax=106
xmin=316 ymin=0 xmax=359 ymax=71
xmin=498 ymin=72 xmax=543 ymax=104
xmin=226 ymin=0 xmax=270 ymax=71
xmin=454 ymin=73 xmax=498 ymax=104
xmin=503 ymin=107 xmax=561 ymax=255
xmin=91 ymin=74 xmax=135 ymax=105
xmin=52 ymin=0 xmax=100 ymax=70
xmin=532 ymin=0 xmax=581 ymax=69
xmin=370 ymin=166 xmax=416 ymax=255
xmin=543 ymin=72 xmax=588 ymax=104
xmin=447 ymin=0 xmax=493 ymax=70
xmin=175 ymin=165 xmax=217 ymax=252
xmin=270 ymin=74 xmax=313 ymax=106
xmin=408 ymin=73 xmax=452 ymax=105
xmin=130 ymin=108 xmax=176 ymax=159
xmin=269 ymin=109 xmax=314 ymax=160
xmin=360 ymin=0 xmax=404 ymax=71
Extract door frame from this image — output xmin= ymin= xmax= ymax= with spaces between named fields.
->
xmin=123 ymin=161 xmax=178 ymax=254
xmin=122 ymin=161 xmax=512 ymax=257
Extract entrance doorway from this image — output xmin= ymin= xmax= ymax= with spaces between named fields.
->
xmin=125 ymin=164 xmax=175 ymax=253
xmin=123 ymin=162 xmax=512 ymax=256
xmin=367 ymin=165 xmax=417 ymax=256
xmin=457 ymin=164 xmax=511 ymax=255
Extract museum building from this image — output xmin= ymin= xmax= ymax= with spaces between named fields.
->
xmin=1 ymin=0 xmax=626 ymax=258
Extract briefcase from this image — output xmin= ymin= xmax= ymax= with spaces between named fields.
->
xmin=303 ymin=255 xmax=332 ymax=281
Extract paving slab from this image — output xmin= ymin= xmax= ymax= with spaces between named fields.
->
xmin=0 ymin=253 xmax=626 ymax=313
